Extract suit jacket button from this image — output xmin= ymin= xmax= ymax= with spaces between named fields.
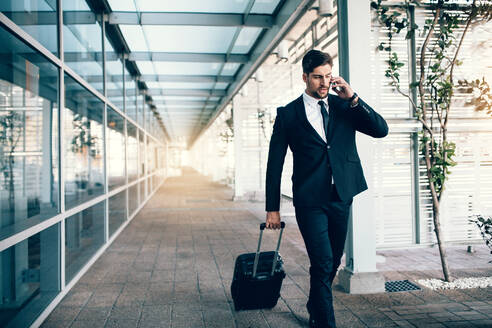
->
xmin=327 ymin=145 xmax=331 ymax=149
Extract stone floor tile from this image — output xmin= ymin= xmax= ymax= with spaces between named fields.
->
xmin=76 ymin=306 xmax=112 ymax=322
xmin=41 ymin=168 xmax=492 ymax=328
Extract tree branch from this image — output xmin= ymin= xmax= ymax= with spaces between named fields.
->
xmin=446 ymin=0 xmax=476 ymax=127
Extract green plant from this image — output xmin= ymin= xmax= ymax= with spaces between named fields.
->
xmin=469 ymin=215 xmax=492 ymax=262
xmin=372 ymin=0 xmax=492 ymax=282
xmin=71 ymin=113 xmax=99 ymax=157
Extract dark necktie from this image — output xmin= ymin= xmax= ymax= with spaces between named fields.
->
xmin=318 ymin=100 xmax=329 ymax=140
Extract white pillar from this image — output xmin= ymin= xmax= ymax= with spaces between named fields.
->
xmin=336 ymin=0 xmax=385 ymax=294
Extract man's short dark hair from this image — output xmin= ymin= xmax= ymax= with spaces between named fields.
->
xmin=302 ymin=50 xmax=333 ymax=74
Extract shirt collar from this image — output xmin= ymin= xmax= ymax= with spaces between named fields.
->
xmin=303 ymin=91 xmax=328 ymax=108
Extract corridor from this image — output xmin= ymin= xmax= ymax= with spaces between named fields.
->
xmin=42 ymin=169 xmax=492 ymax=328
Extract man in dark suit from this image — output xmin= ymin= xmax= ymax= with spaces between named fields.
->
xmin=265 ymin=50 xmax=388 ymax=328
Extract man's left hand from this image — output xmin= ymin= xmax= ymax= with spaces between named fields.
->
xmin=330 ymin=76 xmax=354 ymax=100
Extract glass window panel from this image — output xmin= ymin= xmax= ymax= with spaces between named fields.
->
xmin=108 ymin=189 xmax=126 ymax=237
xmin=65 ymin=201 xmax=105 ymax=284
xmin=139 ymin=130 xmax=145 ymax=177
xmin=251 ymin=0 xmax=281 ymax=14
xmin=125 ymin=63 xmax=137 ymax=120
xmin=152 ymin=174 xmax=158 ymax=192
xmin=127 ymin=123 xmax=138 ymax=182
xmin=128 ymin=183 xmax=138 ymax=216
xmin=0 ymin=26 xmax=59 ymax=237
xmin=147 ymin=176 xmax=151 ymax=197
xmin=146 ymin=104 xmax=152 ymax=130
xmin=107 ymin=108 xmax=126 ymax=190
xmin=138 ymin=93 xmax=145 ymax=126
xmin=113 ymin=0 xmax=249 ymax=13
xmin=142 ymin=26 xmax=236 ymax=53
xmin=139 ymin=180 xmax=145 ymax=204
xmin=63 ymin=0 xmax=103 ymax=92
xmin=232 ymin=27 xmax=262 ymax=54
xmin=64 ymin=74 xmax=104 ymax=209
xmin=0 ymin=224 xmax=60 ymax=327
xmin=1 ymin=1 xmax=58 ymax=56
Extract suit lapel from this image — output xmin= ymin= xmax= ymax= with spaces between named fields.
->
xmin=294 ymin=95 xmax=326 ymax=145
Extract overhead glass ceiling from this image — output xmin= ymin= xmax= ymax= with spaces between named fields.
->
xmin=101 ymin=0 xmax=288 ymax=143
xmin=107 ymin=0 xmax=281 ymax=14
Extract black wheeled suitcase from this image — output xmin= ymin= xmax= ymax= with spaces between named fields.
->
xmin=231 ymin=222 xmax=286 ymax=310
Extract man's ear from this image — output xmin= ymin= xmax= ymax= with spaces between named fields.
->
xmin=302 ymin=73 xmax=307 ymax=83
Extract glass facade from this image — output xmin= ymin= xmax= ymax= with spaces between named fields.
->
xmin=0 ymin=224 xmax=60 ymax=327
xmin=64 ymin=74 xmax=105 ymax=209
xmin=63 ymin=0 xmax=103 ymax=93
xmin=0 ymin=1 xmax=58 ymax=56
xmin=108 ymin=189 xmax=127 ymax=237
xmin=0 ymin=25 xmax=59 ymax=237
xmin=65 ymin=201 xmax=105 ymax=283
xmin=128 ymin=183 xmax=138 ymax=216
xmin=127 ymin=123 xmax=138 ymax=182
xmin=0 ymin=2 xmax=167 ymax=326
xmin=107 ymin=108 xmax=126 ymax=191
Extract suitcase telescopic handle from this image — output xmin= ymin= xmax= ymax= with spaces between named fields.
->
xmin=252 ymin=222 xmax=286 ymax=278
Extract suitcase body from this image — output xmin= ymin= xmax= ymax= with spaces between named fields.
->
xmin=231 ymin=222 xmax=286 ymax=310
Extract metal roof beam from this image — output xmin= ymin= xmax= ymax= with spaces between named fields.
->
xmin=140 ymin=75 xmax=233 ymax=83
xmin=110 ymin=100 xmax=219 ymax=106
xmin=105 ymin=88 xmax=226 ymax=97
xmin=128 ymin=52 xmax=248 ymax=63
xmin=108 ymin=12 xmax=273 ymax=28
xmin=26 ymin=51 xmax=246 ymax=63
xmin=2 ymin=11 xmax=96 ymax=25
xmin=43 ymin=74 xmax=233 ymax=84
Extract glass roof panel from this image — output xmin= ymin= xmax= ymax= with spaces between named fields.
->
xmin=106 ymin=0 xmax=136 ymax=11
xmin=221 ymin=63 xmax=241 ymax=76
xmin=148 ymin=62 xmax=222 ymax=75
xmin=63 ymin=24 xmax=102 ymax=52
xmin=62 ymin=0 xmax=90 ymax=11
xmin=214 ymin=83 xmax=229 ymax=89
xmin=251 ymin=0 xmax=281 ymax=14
xmin=146 ymin=82 xmax=216 ymax=89
xmin=232 ymin=27 xmax=262 ymax=54
xmin=143 ymin=26 xmax=236 ymax=53
xmin=119 ymin=25 xmax=148 ymax=52
xmin=135 ymin=61 xmax=155 ymax=75
xmin=151 ymin=96 xmax=210 ymax=101
xmin=119 ymin=0 xmax=249 ymax=13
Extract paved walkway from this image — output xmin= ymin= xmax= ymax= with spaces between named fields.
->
xmin=42 ymin=168 xmax=492 ymax=328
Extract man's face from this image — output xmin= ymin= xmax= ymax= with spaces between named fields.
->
xmin=303 ymin=64 xmax=332 ymax=99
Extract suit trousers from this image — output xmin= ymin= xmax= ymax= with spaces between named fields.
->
xmin=294 ymin=186 xmax=352 ymax=328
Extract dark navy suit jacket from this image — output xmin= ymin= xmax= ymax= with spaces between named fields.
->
xmin=265 ymin=94 xmax=388 ymax=211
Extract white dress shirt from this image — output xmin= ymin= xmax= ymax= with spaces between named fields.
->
xmin=303 ymin=91 xmax=329 ymax=143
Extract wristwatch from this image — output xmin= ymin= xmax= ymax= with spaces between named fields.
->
xmin=348 ymin=92 xmax=359 ymax=108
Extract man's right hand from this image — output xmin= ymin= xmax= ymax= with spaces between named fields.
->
xmin=266 ymin=211 xmax=281 ymax=229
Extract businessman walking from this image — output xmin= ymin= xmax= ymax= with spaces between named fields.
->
xmin=264 ymin=50 xmax=388 ymax=328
